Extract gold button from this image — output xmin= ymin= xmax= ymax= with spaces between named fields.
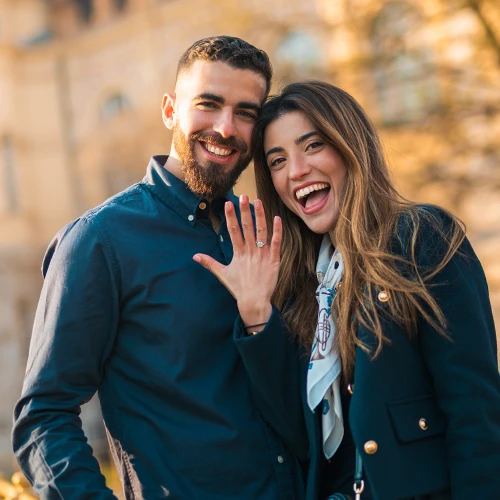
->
xmin=419 ymin=418 xmax=428 ymax=431
xmin=347 ymin=384 xmax=354 ymax=395
xmin=364 ymin=440 xmax=378 ymax=455
xmin=378 ymin=290 xmax=390 ymax=302
xmin=199 ymin=202 xmax=207 ymax=210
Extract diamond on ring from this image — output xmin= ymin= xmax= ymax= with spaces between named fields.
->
xmin=256 ymin=241 xmax=267 ymax=248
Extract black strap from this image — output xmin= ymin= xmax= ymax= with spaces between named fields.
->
xmin=353 ymin=447 xmax=364 ymax=499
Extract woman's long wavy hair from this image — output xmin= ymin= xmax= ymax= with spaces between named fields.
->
xmin=252 ymin=81 xmax=465 ymax=379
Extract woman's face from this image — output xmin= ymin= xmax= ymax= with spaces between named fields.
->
xmin=263 ymin=111 xmax=347 ymax=238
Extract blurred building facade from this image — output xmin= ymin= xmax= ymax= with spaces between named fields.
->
xmin=0 ymin=0 xmax=499 ymax=472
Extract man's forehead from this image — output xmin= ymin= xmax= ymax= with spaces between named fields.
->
xmin=175 ymin=60 xmax=267 ymax=104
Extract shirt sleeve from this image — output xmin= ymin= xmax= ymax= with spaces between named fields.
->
xmin=233 ymin=306 xmax=309 ymax=462
xmin=12 ymin=216 xmax=120 ymax=499
xmin=416 ymin=216 xmax=500 ymax=498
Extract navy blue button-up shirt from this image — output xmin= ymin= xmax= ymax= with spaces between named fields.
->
xmin=13 ymin=156 xmax=302 ymax=500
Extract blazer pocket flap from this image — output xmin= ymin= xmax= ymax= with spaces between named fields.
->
xmin=388 ymin=395 xmax=446 ymax=443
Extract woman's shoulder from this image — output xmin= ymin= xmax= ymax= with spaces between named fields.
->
xmin=392 ymin=203 xmax=467 ymax=265
xmin=395 ymin=203 xmax=461 ymax=234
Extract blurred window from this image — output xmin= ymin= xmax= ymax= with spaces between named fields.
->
xmin=100 ymin=93 xmax=131 ymax=121
xmin=114 ymin=0 xmax=127 ymax=12
xmin=275 ymin=32 xmax=323 ymax=78
xmin=2 ymin=136 xmax=19 ymax=213
xmin=371 ymin=1 xmax=439 ymax=125
xmin=74 ymin=0 xmax=93 ymax=23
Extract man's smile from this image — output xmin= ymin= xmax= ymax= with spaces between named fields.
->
xmin=202 ymin=142 xmax=234 ymax=157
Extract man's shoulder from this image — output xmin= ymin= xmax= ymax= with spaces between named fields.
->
xmin=82 ymin=182 xmax=147 ymax=224
xmin=42 ymin=183 xmax=150 ymax=273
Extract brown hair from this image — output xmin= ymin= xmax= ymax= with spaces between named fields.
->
xmin=176 ymin=36 xmax=273 ymax=96
xmin=252 ymin=81 xmax=465 ymax=378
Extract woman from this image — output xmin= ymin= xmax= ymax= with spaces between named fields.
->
xmin=193 ymin=81 xmax=500 ymax=499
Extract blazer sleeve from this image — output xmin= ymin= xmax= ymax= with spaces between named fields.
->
xmin=233 ymin=306 xmax=309 ymax=461
xmin=12 ymin=217 xmax=119 ymax=499
xmin=415 ymin=211 xmax=500 ymax=499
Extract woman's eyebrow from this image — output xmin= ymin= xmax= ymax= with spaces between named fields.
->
xmin=265 ymin=146 xmax=284 ymax=159
xmin=295 ymin=131 xmax=317 ymax=145
xmin=265 ymin=131 xmax=319 ymax=158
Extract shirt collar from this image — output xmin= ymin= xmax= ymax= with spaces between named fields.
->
xmin=142 ymin=155 xmax=236 ymax=226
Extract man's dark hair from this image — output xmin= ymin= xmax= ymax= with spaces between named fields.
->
xmin=177 ymin=36 xmax=273 ymax=96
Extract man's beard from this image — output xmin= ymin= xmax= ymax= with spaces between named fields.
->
xmin=173 ymin=125 xmax=252 ymax=199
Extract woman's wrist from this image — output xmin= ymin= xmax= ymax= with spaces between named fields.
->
xmin=240 ymin=302 xmax=272 ymax=333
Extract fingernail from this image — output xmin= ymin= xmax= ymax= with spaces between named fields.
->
xmin=193 ymin=255 xmax=201 ymax=262
xmin=239 ymin=194 xmax=247 ymax=203
xmin=254 ymin=199 xmax=261 ymax=208
xmin=274 ymin=216 xmax=281 ymax=223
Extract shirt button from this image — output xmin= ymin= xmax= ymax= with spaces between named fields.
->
xmin=277 ymin=455 xmax=284 ymax=464
xmin=219 ymin=235 xmax=224 ymax=242
xmin=188 ymin=215 xmax=194 ymax=222
xmin=199 ymin=202 xmax=207 ymax=210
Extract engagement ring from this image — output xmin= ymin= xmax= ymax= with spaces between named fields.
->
xmin=256 ymin=241 xmax=267 ymax=248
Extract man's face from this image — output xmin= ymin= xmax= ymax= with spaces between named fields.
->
xmin=163 ymin=60 xmax=267 ymax=198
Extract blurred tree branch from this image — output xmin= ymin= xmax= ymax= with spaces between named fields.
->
xmin=465 ymin=0 xmax=500 ymax=67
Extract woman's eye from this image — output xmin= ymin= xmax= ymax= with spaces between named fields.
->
xmin=269 ymin=157 xmax=285 ymax=168
xmin=307 ymin=140 xmax=324 ymax=150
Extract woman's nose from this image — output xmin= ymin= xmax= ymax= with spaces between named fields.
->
xmin=288 ymin=157 xmax=311 ymax=180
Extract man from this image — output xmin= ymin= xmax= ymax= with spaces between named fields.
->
xmin=12 ymin=36 xmax=305 ymax=499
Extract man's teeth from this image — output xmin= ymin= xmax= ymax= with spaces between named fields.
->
xmin=296 ymin=183 xmax=329 ymax=200
xmin=204 ymin=143 xmax=233 ymax=156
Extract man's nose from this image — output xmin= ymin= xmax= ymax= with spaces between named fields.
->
xmin=289 ymin=157 xmax=311 ymax=181
xmin=213 ymin=109 xmax=236 ymax=138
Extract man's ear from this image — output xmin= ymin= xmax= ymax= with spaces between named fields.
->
xmin=161 ymin=93 xmax=176 ymax=130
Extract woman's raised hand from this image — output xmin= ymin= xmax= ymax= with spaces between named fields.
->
xmin=193 ymin=195 xmax=282 ymax=330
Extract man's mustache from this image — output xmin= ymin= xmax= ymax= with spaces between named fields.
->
xmin=190 ymin=132 xmax=248 ymax=155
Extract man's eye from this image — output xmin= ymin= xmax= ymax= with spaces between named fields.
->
xmin=198 ymin=102 xmax=217 ymax=109
xmin=237 ymin=110 xmax=257 ymax=120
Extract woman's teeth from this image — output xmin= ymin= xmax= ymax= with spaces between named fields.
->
xmin=295 ymin=183 xmax=329 ymax=200
xmin=204 ymin=143 xmax=233 ymax=157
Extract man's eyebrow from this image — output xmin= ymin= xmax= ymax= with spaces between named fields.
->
xmin=295 ymin=131 xmax=317 ymax=145
xmin=237 ymin=101 xmax=261 ymax=113
xmin=265 ymin=146 xmax=284 ymax=159
xmin=193 ymin=93 xmax=224 ymax=103
xmin=193 ymin=94 xmax=261 ymax=113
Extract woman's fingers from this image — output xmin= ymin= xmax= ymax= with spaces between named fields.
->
xmin=193 ymin=253 xmax=227 ymax=281
xmin=225 ymin=201 xmax=245 ymax=254
xmin=239 ymin=195 xmax=256 ymax=248
xmin=269 ymin=216 xmax=282 ymax=263
xmin=254 ymin=199 xmax=268 ymax=248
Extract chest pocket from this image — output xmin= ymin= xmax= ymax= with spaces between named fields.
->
xmin=388 ymin=394 xmax=446 ymax=443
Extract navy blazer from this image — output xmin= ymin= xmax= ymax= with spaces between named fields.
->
xmin=236 ymin=207 xmax=500 ymax=500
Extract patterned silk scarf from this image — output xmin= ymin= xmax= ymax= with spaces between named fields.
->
xmin=307 ymin=235 xmax=344 ymax=459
